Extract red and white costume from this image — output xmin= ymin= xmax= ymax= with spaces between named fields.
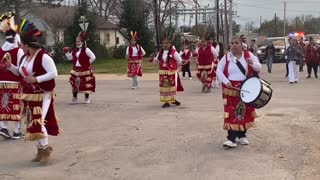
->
xmin=8 ymin=49 xmax=60 ymax=141
xmin=154 ymin=47 xmax=184 ymax=103
xmin=126 ymin=45 xmax=146 ymax=77
xmin=0 ymin=42 xmax=24 ymax=125
xmin=217 ymin=51 xmax=261 ymax=131
xmin=66 ymin=47 xmax=96 ymax=93
xmin=194 ymin=45 xmax=218 ymax=88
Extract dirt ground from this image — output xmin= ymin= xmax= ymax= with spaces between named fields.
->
xmin=1 ymin=63 xmax=320 ymax=180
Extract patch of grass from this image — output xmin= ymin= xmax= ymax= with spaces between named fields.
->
xmin=56 ymin=58 xmax=159 ymax=75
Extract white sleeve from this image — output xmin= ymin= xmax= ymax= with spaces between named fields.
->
xmin=249 ymin=52 xmax=262 ymax=72
xmin=7 ymin=63 xmax=20 ymax=76
xmin=65 ymin=52 xmax=73 ymax=61
xmin=216 ymin=44 xmax=220 ymax=54
xmin=211 ymin=46 xmax=218 ymax=59
xmin=217 ymin=54 xmax=230 ymax=85
xmin=153 ymin=53 xmax=160 ymax=64
xmin=36 ymin=54 xmax=58 ymax=83
xmin=140 ymin=46 xmax=146 ymax=56
xmin=17 ymin=49 xmax=24 ymax=66
xmin=195 ymin=47 xmax=199 ymax=54
xmin=174 ymin=51 xmax=182 ymax=64
xmin=125 ymin=47 xmax=129 ymax=58
xmin=86 ymin=48 xmax=96 ymax=64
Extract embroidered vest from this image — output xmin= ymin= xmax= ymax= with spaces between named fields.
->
xmin=0 ymin=48 xmax=20 ymax=81
xmin=198 ymin=45 xmax=213 ymax=65
xmin=72 ymin=48 xmax=90 ymax=68
xmin=129 ymin=45 xmax=142 ymax=60
xmin=158 ymin=48 xmax=178 ymax=71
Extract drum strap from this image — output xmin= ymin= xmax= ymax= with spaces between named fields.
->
xmin=235 ymin=60 xmax=246 ymax=76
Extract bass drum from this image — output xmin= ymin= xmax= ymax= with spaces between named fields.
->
xmin=240 ymin=77 xmax=273 ymax=109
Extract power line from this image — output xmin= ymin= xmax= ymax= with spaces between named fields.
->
xmin=238 ymin=0 xmax=320 ymax=4
xmin=237 ymin=2 xmax=320 ymax=13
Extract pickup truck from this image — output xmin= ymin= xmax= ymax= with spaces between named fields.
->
xmin=257 ymin=37 xmax=287 ymax=63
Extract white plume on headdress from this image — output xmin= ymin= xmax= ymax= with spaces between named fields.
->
xmin=0 ymin=12 xmax=17 ymax=32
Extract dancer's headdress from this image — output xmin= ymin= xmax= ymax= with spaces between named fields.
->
xmin=0 ymin=12 xmax=17 ymax=33
xmin=19 ymin=19 xmax=42 ymax=46
xmin=130 ymin=31 xmax=138 ymax=40
xmin=200 ymin=31 xmax=211 ymax=40
xmin=163 ymin=31 xmax=176 ymax=42
xmin=77 ymin=31 xmax=88 ymax=42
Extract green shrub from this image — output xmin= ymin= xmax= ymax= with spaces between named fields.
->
xmin=113 ymin=45 xmax=126 ymax=59
xmin=95 ymin=43 xmax=110 ymax=59
xmin=52 ymin=42 xmax=66 ymax=63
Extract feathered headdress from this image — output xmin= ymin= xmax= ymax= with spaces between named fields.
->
xmin=0 ymin=12 xmax=17 ymax=33
xmin=77 ymin=31 xmax=88 ymax=42
xmin=130 ymin=31 xmax=138 ymax=40
xmin=19 ymin=19 xmax=42 ymax=44
xmin=200 ymin=31 xmax=211 ymax=40
xmin=163 ymin=31 xmax=176 ymax=42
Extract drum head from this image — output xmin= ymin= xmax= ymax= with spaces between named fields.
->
xmin=240 ymin=77 xmax=262 ymax=103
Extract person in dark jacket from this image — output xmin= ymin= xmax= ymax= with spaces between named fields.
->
xmin=305 ymin=37 xmax=319 ymax=78
xmin=265 ymin=41 xmax=276 ymax=73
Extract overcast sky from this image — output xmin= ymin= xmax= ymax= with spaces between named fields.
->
xmin=64 ymin=0 xmax=320 ymax=29
xmin=197 ymin=0 xmax=320 ymax=28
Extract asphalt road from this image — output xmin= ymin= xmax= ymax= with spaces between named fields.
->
xmin=1 ymin=63 xmax=320 ymax=180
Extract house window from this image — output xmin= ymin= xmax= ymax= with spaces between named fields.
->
xmin=116 ymin=37 xmax=119 ymax=44
xmin=104 ymin=32 xmax=110 ymax=44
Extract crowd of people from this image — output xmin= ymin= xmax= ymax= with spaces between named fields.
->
xmin=1 ymin=10 xmax=319 ymax=166
xmin=131 ymin=32 xmax=264 ymax=148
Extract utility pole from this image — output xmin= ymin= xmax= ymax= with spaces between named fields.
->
xmin=153 ymin=0 xmax=160 ymax=50
xmin=274 ymin=13 xmax=277 ymax=36
xmin=195 ymin=1 xmax=198 ymax=35
xmin=216 ymin=0 xmax=219 ymax=41
xmin=224 ymin=0 xmax=228 ymax=45
xmin=260 ymin=16 xmax=262 ymax=28
xmin=229 ymin=0 xmax=233 ymax=39
xmin=220 ymin=8 xmax=224 ymax=43
xmin=283 ymin=1 xmax=286 ymax=36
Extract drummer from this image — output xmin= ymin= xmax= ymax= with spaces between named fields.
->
xmin=217 ymin=36 xmax=262 ymax=148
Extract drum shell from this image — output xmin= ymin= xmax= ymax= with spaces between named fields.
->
xmin=240 ymin=77 xmax=273 ymax=109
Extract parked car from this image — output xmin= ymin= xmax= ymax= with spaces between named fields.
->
xmin=305 ymin=34 xmax=320 ymax=44
xmin=257 ymin=37 xmax=286 ymax=63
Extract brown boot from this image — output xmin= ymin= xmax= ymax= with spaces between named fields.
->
xmin=31 ymin=146 xmax=41 ymax=162
xmin=39 ymin=145 xmax=53 ymax=164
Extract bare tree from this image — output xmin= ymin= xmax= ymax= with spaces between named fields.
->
xmin=86 ymin=0 xmax=120 ymax=20
xmin=151 ymin=0 xmax=185 ymax=49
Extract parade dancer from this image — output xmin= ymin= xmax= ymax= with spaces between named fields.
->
xmin=0 ymin=12 xmax=25 ymax=139
xmin=4 ymin=19 xmax=60 ymax=163
xmin=194 ymin=32 xmax=218 ymax=93
xmin=180 ymin=39 xmax=192 ymax=80
xmin=217 ymin=36 xmax=262 ymax=148
xmin=207 ymin=33 xmax=220 ymax=88
xmin=150 ymin=32 xmax=184 ymax=108
xmin=125 ymin=31 xmax=146 ymax=89
xmin=64 ymin=31 xmax=96 ymax=104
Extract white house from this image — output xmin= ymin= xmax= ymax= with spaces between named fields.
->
xmin=0 ymin=4 xmax=126 ymax=48
xmin=96 ymin=16 xmax=127 ymax=48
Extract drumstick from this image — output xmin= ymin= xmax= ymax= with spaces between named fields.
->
xmin=232 ymin=87 xmax=250 ymax=93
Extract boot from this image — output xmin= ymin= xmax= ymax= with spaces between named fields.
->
xmin=31 ymin=146 xmax=41 ymax=162
xmin=205 ymin=87 xmax=211 ymax=93
xmin=39 ymin=145 xmax=53 ymax=164
xmin=201 ymin=86 xmax=206 ymax=93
